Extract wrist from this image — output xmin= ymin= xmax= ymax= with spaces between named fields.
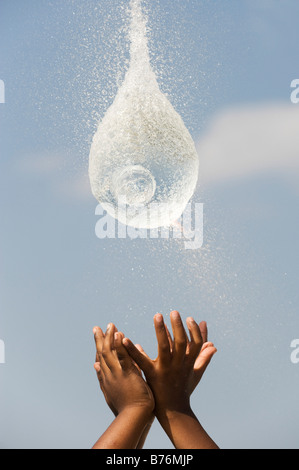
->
xmin=119 ymin=404 xmax=154 ymax=419
xmin=155 ymin=402 xmax=193 ymax=420
xmin=155 ymin=400 xmax=193 ymax=417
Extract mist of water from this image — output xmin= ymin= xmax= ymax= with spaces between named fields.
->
xmin=88 ymin=0 xmax=199 ymax=229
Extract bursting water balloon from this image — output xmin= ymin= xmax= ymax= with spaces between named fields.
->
xmin=89 ymin=0 xmax=199 ymax=228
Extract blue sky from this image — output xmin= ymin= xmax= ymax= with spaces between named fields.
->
xmin=0 ymin=0 xmax=299 ymax=448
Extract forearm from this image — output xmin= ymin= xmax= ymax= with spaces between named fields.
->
xmin=156 ymin=407 xmax=219 ymax=450
xmin=92 ymin=407 xmax=153 ymax=449
xmin=136 ymin=414 xmax=155 ymax=449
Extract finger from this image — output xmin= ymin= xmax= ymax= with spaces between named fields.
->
xmin=189 ymin=344 xmax=217 ymax=395
xmin=164 ymin=323 xmax=173 ymax=352
xmin=201 ymin=341 xmax=216 ymax=353
xmin=154 ymin=314 xmax=171 ymax=364
xmin=95 ymin=353 xmax=101 ymax=365
xmin=94 ymin=362 xmax=105 ymax=389
xmin=115 ymin=331 xmax=124 ymax=344
xmin=114 ymin=332 xmax=134 ymax=371
xmin=135 ymin=343 xmax=149 ymax=356
xmin=93 ymin=363 xmax=112 ymax=409
xmin=102 ymin=323 xmax=118 ymax=371
xmin=122 ymin=338 xmax=152 ymax=375
xmin=186 ymin=317 xmax=203 ymax=358
xmin=133 ymin=344 xmax=150 ymax=373
xmin=134 ymin=343 xmax=151 ymax=361
xmin=194 ymin=343 xmax=217 ymax=369
xmin=93 ymin=327 xmax=110 ymax=374
xmin=192 ymin=344 xmax=217 ymax=388
xmin=170 ymin=311 xmax=188 ymax=364
xmin=199 ymin=321 xmax=208 ymax=344
xmin=93 ymin=326 xmax=105 ymax=355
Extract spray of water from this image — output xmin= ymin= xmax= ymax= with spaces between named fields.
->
xmin=88 ymin=0 xmax=199 ymax=228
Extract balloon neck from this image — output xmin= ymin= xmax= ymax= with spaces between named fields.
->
xmin=112 ymin=165 xmax=156 ymax=206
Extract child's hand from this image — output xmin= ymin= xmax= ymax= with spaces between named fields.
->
xmin=93 ymin=323 xmax=154 ymax=416
xmin=122 ymin=311 xmax=217 ymax=416
xmin=176 ymin=319 xmax=217 ymax=395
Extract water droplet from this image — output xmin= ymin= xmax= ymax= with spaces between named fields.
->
xmin=89 ymin=0 xmax=199 ymax=228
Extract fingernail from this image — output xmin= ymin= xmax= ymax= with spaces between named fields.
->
xmin=93 ymin=327 xmax=98 ymax=335
xmin=107 ymin=323 xmax=111 ymax=331
xmin=171 ymin=311 xmax=180 ymax=320
xmin=155 ymin=314 xmax=163 ymax=323
xmin=114 ymin=332 xmax=119 ymax=341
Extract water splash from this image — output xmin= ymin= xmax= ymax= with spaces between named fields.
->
xmin=89 ymin=0 xmax=199 ymax=228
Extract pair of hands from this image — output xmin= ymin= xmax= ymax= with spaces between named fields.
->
xmin=93 ymin=311 xmax=217 ymax=421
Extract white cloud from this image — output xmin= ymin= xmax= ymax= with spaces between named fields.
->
xmin=55 ymin=172 xmax=92 ymax=202
xmin=16 ymin=102 xmax=299 ymax=201
xmin=16 ymin=151 xmax=93 ymax=202
xmin=197 ymin=102 xmax=299 ymax=187
xmin=16 ymin=152 xmax=64 ymax=175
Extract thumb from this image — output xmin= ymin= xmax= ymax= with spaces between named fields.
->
xmin=122 ymin=338 xmax=152 ymax=374
xmin=194 ymin=343 xmax=217 ymax=372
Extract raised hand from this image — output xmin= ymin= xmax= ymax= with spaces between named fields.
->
xmin=122 ymin=311 xmax=218 ymax=449
xmin=93 ymin=324 xmax=154 ymax=415
xmin=92 ymin=323 xmax=154 ymax=449
xmin=122 ymin=312 xmax=216 ymax=414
